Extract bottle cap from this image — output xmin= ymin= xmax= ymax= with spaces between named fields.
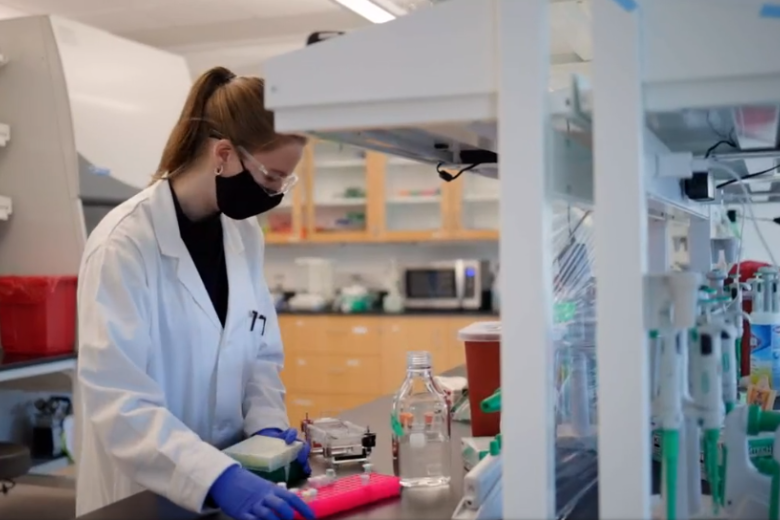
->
xmin=489 ymin=439 xmax=500 ymax=456
xmin=407 ymin=351 xmax=432 ymax=369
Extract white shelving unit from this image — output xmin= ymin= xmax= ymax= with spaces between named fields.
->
xmin=311 ymin=141 xmax=368 ymax=232
xmin=265 ymin=0 xmax=780 ymax=517
xmin=383 ymin=157 xmax=443 ymax=232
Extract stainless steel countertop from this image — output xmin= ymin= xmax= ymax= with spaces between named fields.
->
xmin=74 ymin=369 xmax=615 ymax=520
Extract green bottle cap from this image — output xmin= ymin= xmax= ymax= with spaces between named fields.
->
xmin=489 ymin=439 xmax=500 ymax=456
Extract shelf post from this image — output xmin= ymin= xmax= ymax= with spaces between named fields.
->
xmin=497 ymin=0 xmax=555 ymax=517
xmin=648 ymin=218 xmax=670 ymax=273
xmin=593 ymin=0 xmax=652 ymax=518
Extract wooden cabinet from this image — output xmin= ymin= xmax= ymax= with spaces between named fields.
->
xmin=448 ymin=173 xmax=500 ymax=241
xmin=304 ymin=141 xmax=376 ymax=243
xmin=270 ymin=141 xmax=499 ymax=245
xmin=279 ymin=314 xmax=490 ymax=428
xmin=258 ymin=148 xmax=308 ymax=245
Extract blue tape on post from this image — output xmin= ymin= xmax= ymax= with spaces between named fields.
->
xmin=612 ymin=0 xmax=638 ymax=12
xmin=760 ymin=4 xmax=780 ymax=18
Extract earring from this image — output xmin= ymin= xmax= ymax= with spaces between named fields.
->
xmin=215 ymin=165 xmax=224 ymax=176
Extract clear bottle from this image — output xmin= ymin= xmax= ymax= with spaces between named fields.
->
xmin=391 ymin=351 xmax=452 ymax=488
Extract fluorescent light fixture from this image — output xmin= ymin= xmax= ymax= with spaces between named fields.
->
xmin=332 ymin=0 xmax=397 ymax=23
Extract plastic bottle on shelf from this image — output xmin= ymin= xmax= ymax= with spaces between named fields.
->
xmin=391 ymin=351 xmax=452 ymax=488
xmin=749 ymin=266 xmax=780 ymax=388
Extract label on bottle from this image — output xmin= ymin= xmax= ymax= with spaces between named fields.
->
xmin=749 ymin=323 xmax=780 ymax=388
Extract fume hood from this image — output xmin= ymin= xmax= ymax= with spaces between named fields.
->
xmin=0 ymin=15 xmax=191 ymax=274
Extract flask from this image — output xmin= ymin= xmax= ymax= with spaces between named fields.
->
xmin=391 ymin=351 xmax=452 ymax=487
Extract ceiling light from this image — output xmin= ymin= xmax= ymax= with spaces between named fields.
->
xmin=332 ymin=0 xmax=397 ymax=23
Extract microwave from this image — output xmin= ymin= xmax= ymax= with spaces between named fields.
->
xmin=402 ymin=260 xmax=492 ymax=310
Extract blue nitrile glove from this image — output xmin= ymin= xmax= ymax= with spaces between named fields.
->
xmin=257 ymin=428 xmax=311 ymax=475
xmin=209 ymin=465 xmax=315 ymax=520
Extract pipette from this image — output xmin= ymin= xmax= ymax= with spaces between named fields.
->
xmin=690 ymin=321 xmax=726 ymax=513
xmin=646 ymin=272 xmax=701 ymax=520
xmin=755 ymin=276 xmax=766 ymax=314
xmin=767 ymin=268 xmax=780 ymax=313
xmin=707 ymin=269 xmax=727 ymax=299
xmin=726 ymin=280 xmax=751 ymax=400
xmin=658 ymin=330 xmax=685 ymax=520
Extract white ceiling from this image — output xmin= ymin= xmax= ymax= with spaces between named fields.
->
xmin=0 ymin=0 xmax=592 ymax=77
xmin=0 ymin=0 xmax=368 ymax=48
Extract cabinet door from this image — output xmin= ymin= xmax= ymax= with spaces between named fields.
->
xmin=450 ymin=172 xmax=499 ymax=240
xmin=286 ymin=393 xmax=378 ymax=427
xmin=295 ymin=316 xmax=380 ymax=357
xmin=286 ymin=353 xmax=382 ymax=395
xmin=379 ymin=318 xmax=448 ymax=394
xmin=441 ymin=317 xmax=479 ymax=371
xmin=286 ymin=393 xmax=329 ymax=430
xmin=257 ymin=154 xmax=307 ymax=244
xmin=279 ymin=315 xmax=311 ymax=389
xmin=306 ymin=141 xmax=372 ymax=242
xmin=369 ymin=153 xmax=453 ymax=241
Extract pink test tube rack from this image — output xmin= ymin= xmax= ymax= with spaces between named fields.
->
xmin=292 ymin=473 xmax=401 ymax=519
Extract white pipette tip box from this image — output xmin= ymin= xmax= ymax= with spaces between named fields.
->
xmin=223 ymin=435 xmax=304 ymax=482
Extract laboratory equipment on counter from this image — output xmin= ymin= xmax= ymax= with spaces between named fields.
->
xmin=458 ymin=322 xmax=501 ymax=437
xmin=461 ymin=437 xmax=494 ymax=471
xmin=337 ymin=275 xmax=371 ymax=313
xmin=452 ymin=438 xmax=502 ymax=520
xmin=301 ymin=416 xmax=376 ymax=465
xmin=391 ymin=350 xmax=452 ymax=488
xmin=382 ymin=258 xmax=404 ymax=313
xmin=287 ymin=258 xmax=335 ymax=311
xmin=288 ymin=467 xmax=401 ymax=519
xmin=30 ymin=396 xmax=71 ymax=459
xmin=223 ymin=435 xmax=306 ymax=484
xmin=402 ymin=260 xmax=491 ymax=310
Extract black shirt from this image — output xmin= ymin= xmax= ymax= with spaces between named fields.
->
xmin=169 ymin=182 xmax=229 ymax=327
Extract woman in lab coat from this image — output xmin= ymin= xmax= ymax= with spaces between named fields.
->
xmin=75 ymin=66 xmax=314 ymax=520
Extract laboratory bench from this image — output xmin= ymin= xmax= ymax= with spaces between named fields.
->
xmin=278 ymin=312 xmax=495 ymax=428
xmin=0 ymin=351 xmax=76 ymax=384
xmin=71 ymin=366 xmax=603 ymax=520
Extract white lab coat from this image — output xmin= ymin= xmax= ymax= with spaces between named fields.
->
xmin=75 ymin=180 xmax=289 ymax=516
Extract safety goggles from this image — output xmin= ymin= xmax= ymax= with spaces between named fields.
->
xmin=238 ymin=146 xmax=299 ymax=196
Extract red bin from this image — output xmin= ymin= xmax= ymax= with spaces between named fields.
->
xmin=458 ymin=321 xmax=501 ymax=437
xmin=0 ymin=276 xmax=77 ymax=356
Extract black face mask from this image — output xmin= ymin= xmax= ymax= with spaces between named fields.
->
xmin=215 ymin=168 xmax=284 ymax=220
